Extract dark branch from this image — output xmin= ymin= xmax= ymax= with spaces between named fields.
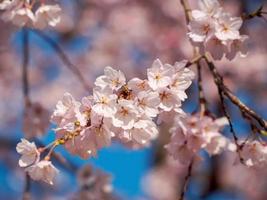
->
xmin=204 ymin=54 xmax=266 ymax=131
xmin=179 ymin=159 xmax=194 ymax=200
xmin=22 ymin=28 xmax=30 ymax=104
xmin=197 ymin=62 xmax=208 ymax=114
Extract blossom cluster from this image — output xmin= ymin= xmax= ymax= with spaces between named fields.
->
xmin=74 ymin=165 xmax=114 ymax=200
xmin=188 ymin=0 xmax=248 ymax=60
xmin=51 ymin=59 xmax=194 ymax=156
xmin=16 ymin=139 xmax=58 ymax=185
xmin=16 ymin=59 xmax=195 ymax=184
xmin=239 ymin=140 xmax=267 ymax=169
xmin=165 ymin=113 xmax=236 ymax=165
xmin=0 ymin=0 xmax=61 ymax=29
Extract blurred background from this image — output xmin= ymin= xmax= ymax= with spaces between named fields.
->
xmin=0 ymin=0 xmax=267 ymax=199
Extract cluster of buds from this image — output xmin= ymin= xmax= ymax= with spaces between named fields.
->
xmin=0 ymin=0 xmax=61 ymax=29
xmin=165 ymin=114 xmax=236 ymax=165
xmin=188 ymin=0 xmax=248 ymax=60
xmin=16 ymin=59 xmax=195 ymax=184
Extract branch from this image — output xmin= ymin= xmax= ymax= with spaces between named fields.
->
xmin=22 ymin=28 xmax=30 ymax=105
xmin=22 ymin=174 xmax=31 ymax=200
xmin=180 ymin=0 xmax=192 ymax=24
xmin=197 ymin=62 xmax=208 ymax=115
xmin=242 ymin=5 xmax=267 ymax=21
xmin=204 ymin=54 xmax=267 ymax=131
xmin=21 ymin=27 xmax=32 ymax=200
xmin=179 ymin=159 xmax=194 ymax=200
xmin=30 ymin=29 xmax=91 ymax=92
xmin=184 ymin=54 xmax=203 ymax=68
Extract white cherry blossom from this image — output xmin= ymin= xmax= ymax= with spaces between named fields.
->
xmin=2 ymin=4 xmax=35 ymax=27
xmin=198 ymin=0 xmax=221 ymax=18
xmin=166 ymin=114 xmax=234 ymax=164
xmin=92 ymin=87 xmax=117 ymax=117
xmin=135 ymin=91 xmax=160 ymax=117
xmin=226 ymin=35 xmax=249 ymax=60
xmin=95 ymin=66 xmax=126 ymax=91
xmin=188 ymin=0 xmax=248 ymax=60
xmin=147 ymin=59 xmax=174 ymax=90
xmin=34 ymin=4 xmax=61 ymax=29
xmin=158 ymin=88 xmax=180 ymax=112
xmin=188 ymin=16 xmax=215 ymax=42
xmin=51 ymin=92 xmax=81 ymax=126
xmin=205 ymin=36 xmax=228 ymax=60
xmin=128 ymin=78 xmax=150 ymax=94
xmin=16 ymin=139 xmax=40 ymax=167
xmin=0 ymin=0 xmax=18 ymax=10
xmin=112 ymin=99 xmax=138 ymax=129
xmin=215 ymin=15 xmax=242 ymax=41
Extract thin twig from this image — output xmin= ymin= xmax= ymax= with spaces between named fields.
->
xmin=30 ymin=29 xmax=91 ymax=92
xmin=22 ymin=173 xmax=31 ymax=200
xmin=21 ymin=28 xmax=31 ymax=200
xmin=184 ymin=54 xmax=203 ymax=68
xmin=22 ymin=28 xmax=30 ymax=105
xmin=197 ymin=62 xmax=208 ymax=116
xmin=242 ymin=5 xmax=266 ymax=20
xmin=179 ymin=159 xmax=194 ymax=200
xmin=35 ymin=140 xmax=78 ymax=171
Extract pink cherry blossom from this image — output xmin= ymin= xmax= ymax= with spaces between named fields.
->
xmin=147 ymin=59 xmax=174 ymax=90
xmin=25 ymin=160 xmax=59 ymax=185
xmin=215 ymin=14 xmax=242 ymax=41
xmin=226 ymin=35 xmax=249 ymax=60
xmin=166 ymin=114 xmax=235 ymax=164
xmin=239 ymin=141 xmax=267 ymax=168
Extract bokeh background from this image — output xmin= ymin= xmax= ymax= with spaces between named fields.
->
xmin=0 ymin=0 xmax=267 ymax=199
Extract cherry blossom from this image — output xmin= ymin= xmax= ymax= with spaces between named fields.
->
xmin=0 ymin=0 xmax=62 ymax=28
xmin=135 ymin=91 xmax=160 ymax=117
xmin=92 ymin=87 xmax=117 ymax=117
xmin=75 ymin=165 xmax=114 ymax=200
xmin=25 ymin=160 xmax=59 ymax=185
xmin=239 ymin=141 xmax=267 ymax=168
xmin=188 ymin=16 xmax=215 ymax=42
xmin=16 ymin=139 xmax=40 ymax=167
xmin=50 ymin=92 xmax=82 ymax=127
xmin=127 ymin=117 xmax=158 ymax=146
xmin=197 ymin=0 xmax=221 ymax=18
xmin=188 ymin=0 xmax=248 ymax=60
xmin=34 ymin=4 xmax=61 ymax=29
xmin=95 ymin=66 xmax=126 ymax=91
xmin=16 ymin=58 xmax=195 ymax=183
xmin=147 ymin=59 xmax=174 ymax=90
xmin=205 ymin=36 xmax=228 ymax=60
xmin=215 ymin=14 xmax=242 ymax=41
xmin=2 ymin=3 xmax=35 ymax=27
xmin=128 ymin=78 xmax=150 ymax=95
xmin=226 ymin=35 xmax=249 ymax=60
xmin=166 ymin=114 xmax=236 ymax=165
xmin=112 ymin=99 xmax=138 ymax=129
